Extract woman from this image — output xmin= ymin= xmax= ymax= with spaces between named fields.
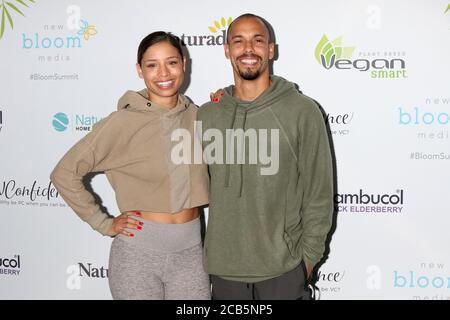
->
xmin=50 ymin=32 xmax=210 ymax=300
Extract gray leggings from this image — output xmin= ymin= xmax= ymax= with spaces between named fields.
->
xmin=108 ymin=217 xmax=211 ymax=300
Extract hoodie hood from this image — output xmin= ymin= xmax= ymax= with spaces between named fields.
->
xmin=219 ymin=75 xmax=298 ymax=114
xmin=217 ymin=75 xmax=299 ymax=196
xmin=117 ymin=89 xmax=190 ymax=117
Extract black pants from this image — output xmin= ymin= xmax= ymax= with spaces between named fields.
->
xmin=211 ymin=261 xmax=313 ymax=300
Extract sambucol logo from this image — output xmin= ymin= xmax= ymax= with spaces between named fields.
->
xmin=315 ymin=34 xmax=408 ymax=79
xmin=181 ymin=17 xmax=232 ymax=46
xmin=0 ymin=0 xmax=36 ymax=40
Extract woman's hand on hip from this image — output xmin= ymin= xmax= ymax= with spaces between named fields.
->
xmin=107 ymin=211 xmax=143 ymax=237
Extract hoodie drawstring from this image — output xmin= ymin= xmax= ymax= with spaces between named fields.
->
xmin=224 ymin=102 xmax=238 ymax=188
xmin=238 ymin=109 xmax=247 ymax=198
xmin=224 ymin=102 xmax=247 ymax=198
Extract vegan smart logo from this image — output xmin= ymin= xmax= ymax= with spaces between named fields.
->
xmin=315 ymin=35 xmax=355 ymax=69
xmin=52 ymin=112 xmax=102 ymax=132
xmin=181 ymin=17 xmax=232 ymax=46
xmin=0 ymin=0 xmax=36 ymax=40
xmin=315 ymin=34 xmax=408 ymax=78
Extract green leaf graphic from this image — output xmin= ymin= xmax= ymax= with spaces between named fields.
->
xmin=0 ymin=0 xmax=35 ymax=39
xmin=4 ymin=4 xmax=12 ymax=28
xmin=315 ymin=34 xmax=356 ymax=67
xmin=15 ymin=0 xmax=28 ymax=7
xmin=6 ymin=1 xmax=25 ymax=16
xmin=446 ymin=3 xmax=450 ymax=13
xmin=1 ymin=7 xmax=5 ymax=38
xmin=315 ymin=34 xmax=329 ymax=63
xmin=341 ymin=47 xmax=355 ymax=59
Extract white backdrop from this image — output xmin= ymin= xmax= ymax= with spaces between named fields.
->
xmin=0 ymin=0 xmax=449 ymax=300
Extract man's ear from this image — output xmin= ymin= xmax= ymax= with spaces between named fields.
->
xmin=136 ymin=63 xmax=143 ymax=79
xmin=224 ymin=43 xmax=230 ymax=60
xmin=269 ymin=43 xmax=275 ymax=60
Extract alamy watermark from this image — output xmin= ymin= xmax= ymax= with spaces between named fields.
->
xmin=171 ymin=121 xmax=280 ymax=175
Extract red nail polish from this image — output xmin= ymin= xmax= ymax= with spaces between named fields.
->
xmin=139 ymin=221 xmax=144 ymax=226
xmin=129 ymin=233 xmax=135 ymax=237
xmin=137 ymin=226 xmax=142 ymax=230
xmin=213 ymin=98 xmax=219 ymax=103
xmin=220 ymin=92 xmax=224 ymax=96
xmin=135 ymin=211 xmax=142 ymax=216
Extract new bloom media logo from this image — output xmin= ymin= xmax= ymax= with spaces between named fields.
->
xmin=315 ymin=34 xmax=408 ymax=79
xmin=52 ymin=112 xmax=102 ymax=132
xmin=181 ymin=17 xmax=232 ymax=46
xmin=398 ymin=97 xmax=449 ymax=142
xmin=0 ymin=110 xmax=3 ymax=133
xmin=21 ymin=5 xmax=98 ymax=64
xmin=393 ymin=262 xmax=450 ymax=300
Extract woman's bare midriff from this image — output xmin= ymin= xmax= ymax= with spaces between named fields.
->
xmin=127 ymin=207 xmax=199 ymax=224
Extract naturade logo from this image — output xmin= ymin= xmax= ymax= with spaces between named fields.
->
xmin=52 ymin=112 xmax=101 ymax=132
xmin=315 ymin=34 xmax=408 ymax=79
xmin=181 ymin=17 xmax=232 ymax=46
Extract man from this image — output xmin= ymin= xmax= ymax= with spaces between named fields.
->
xmin=197 ymin=13 xmax=334 ymax=300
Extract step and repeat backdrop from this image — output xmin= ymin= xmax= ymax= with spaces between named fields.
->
xmin=0 ymin=0 xmax=449 ymax=300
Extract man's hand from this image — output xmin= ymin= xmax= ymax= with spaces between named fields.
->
xmin=306 ymin=264 xmax=313 ymax=281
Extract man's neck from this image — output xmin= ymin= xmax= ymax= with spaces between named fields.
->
xmin=233 ymin=73 xmax=271 ymax=102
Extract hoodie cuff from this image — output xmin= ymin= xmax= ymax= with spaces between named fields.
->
xmin=86 ymin=211 xmax=114 ymax=236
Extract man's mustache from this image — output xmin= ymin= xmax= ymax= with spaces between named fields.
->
xmin=237 ymin=54 xmax=262 ymax=61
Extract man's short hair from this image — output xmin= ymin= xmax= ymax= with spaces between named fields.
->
xmin=226 ymin=13 xmax=274 ymax=44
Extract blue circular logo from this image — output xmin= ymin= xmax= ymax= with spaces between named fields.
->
xmin=52 ymin=112 xmax=69 ymax=132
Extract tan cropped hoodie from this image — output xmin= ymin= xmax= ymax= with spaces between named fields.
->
xmin=50 ymin=90 xmax=209 ymax=236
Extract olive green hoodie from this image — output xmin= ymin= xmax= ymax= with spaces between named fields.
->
xmin=198 ymin=75 xmax=333 ymax=282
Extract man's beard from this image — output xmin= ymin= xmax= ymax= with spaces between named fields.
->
xmin=235 ymin=54 xmax=263 ymax=80
xmin=239 ymin=68 xmax=261 ymax=80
